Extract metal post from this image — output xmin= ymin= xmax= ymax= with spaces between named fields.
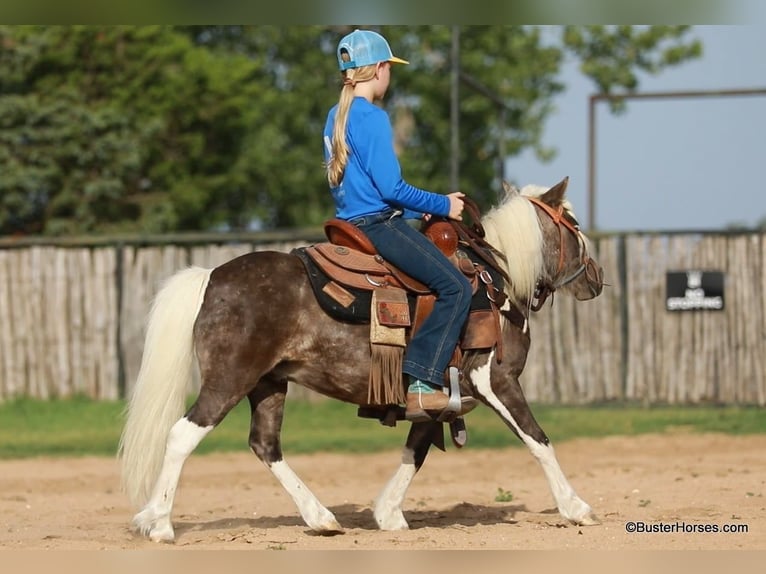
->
xmin=586 ymin=87 xmax=766 ymax=232
xmin=587 ymin=94 xmax=597 ymax=231
xmin=498 ymin=107 xmax=507 ymax=184
xmin=450 ymin=26 xmax=460 ymax=191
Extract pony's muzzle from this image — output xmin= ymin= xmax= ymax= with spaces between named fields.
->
xmin=575 ymin=259 xmax=604 ymax=300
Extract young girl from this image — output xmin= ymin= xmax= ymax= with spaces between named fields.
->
xmin=323 ymin=28 xmax=476 ymax=422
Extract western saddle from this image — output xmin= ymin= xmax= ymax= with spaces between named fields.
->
xmin=305 ymin=216 xmax=507 ymax=352
xmin=299 ymin=204 xmax=509 ymax=447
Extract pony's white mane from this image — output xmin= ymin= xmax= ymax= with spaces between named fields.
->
xmin=480 ymin=183 xmax=575 ymax=305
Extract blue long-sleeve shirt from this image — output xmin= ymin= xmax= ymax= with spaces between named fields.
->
xmin=323 ymin=97 xmax=450 ymax=221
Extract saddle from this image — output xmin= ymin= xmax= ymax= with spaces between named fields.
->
xmin=295 ymin=211 xmax=506 ymax=416
xmin=309 ymin=218 xmax=505 ymax=343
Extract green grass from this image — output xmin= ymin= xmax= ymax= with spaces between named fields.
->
xmin=0 ymin=396 xmax=764 ymax=459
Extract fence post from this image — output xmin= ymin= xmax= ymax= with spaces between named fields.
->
xmin=617 ymin=234 xmax=629 ymax=399
xmin=115 ymin=242 xmax=126 ymax=399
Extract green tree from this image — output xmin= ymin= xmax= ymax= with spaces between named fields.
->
xmin=1 ymin=25 xmax=272 ymax=234
xmin=0 ymin=25 xmax=702 ymax=236
xmin=182 ymin=26 xmax=349 ymax=228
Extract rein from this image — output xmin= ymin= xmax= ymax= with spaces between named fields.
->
xmin=448 ymin=196 xmax=511 ymax=286
xmin=437 ymin=194 xmax=596 ymax=314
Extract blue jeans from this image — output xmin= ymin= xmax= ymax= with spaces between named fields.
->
xmin=355 ymin=212 xmax=472 ymax=386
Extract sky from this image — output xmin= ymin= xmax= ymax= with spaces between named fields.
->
xmin=506 ymin=25 xmax=766 ymax=232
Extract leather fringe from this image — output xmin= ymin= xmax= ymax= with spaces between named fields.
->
xmin=368 ymin=343 xmax=406 ymax=405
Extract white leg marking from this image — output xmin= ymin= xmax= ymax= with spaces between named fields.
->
xmin=133 ymin=417 xmax=213 ymax=542
xmin=269 ymin=460 xmax=343 ymax=533
xmin=373 ymin=447 xmax=417 ymax=530
xmin=472 ymin=356 xmax=598 ymax=525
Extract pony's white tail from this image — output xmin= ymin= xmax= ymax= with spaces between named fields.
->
xmin=118 ymin=266 xmax=212 ymax=508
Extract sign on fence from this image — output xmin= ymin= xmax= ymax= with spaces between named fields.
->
xmin=665 ymin=270 xmax=725 ymax=311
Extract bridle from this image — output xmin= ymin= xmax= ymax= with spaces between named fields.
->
xmin=526 ymin=196 xmax=601 ymax=311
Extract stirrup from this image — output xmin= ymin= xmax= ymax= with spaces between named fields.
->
xmin=436 ymin=366 xmax=463 ymax=422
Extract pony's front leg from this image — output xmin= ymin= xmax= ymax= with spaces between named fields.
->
xmin=132 ymin=417 xmax=213 ymax=542
xmin=373 ymin=421 xmax=440 ymax=530
xmin=524 ymin=437 xmax=599 ymax=525
xmin=472 ymin=357 xmax=599 ymax=526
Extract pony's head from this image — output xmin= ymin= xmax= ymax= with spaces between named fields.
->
xmin=481 ymin=177 xmax=604 ymax=308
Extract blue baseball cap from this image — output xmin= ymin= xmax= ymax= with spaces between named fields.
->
xmin=336 ymin=29 xmax=409 ymax=71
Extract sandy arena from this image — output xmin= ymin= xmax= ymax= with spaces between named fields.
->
xmin=0 ymin=432 xmax=763 ymax=550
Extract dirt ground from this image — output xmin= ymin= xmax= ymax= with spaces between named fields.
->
xmin=0 ymin=432 xmax=764 ymax=551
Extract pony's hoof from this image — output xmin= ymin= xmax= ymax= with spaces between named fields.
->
xmin=374 ymin=507 xmax=410 ymax=531
xmin=149 ymin=525 xmax=176 ymax=543
xmin=132 ymin=508 xmax=175 ymax=542
xmin=574 ymin=512 xmax=601 ymax=526
xmin=376 ymin=517 xmax=410 ymax=531
xmin=313 ymin=519 xmax=345 ymax=535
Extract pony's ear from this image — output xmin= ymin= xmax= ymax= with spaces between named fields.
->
xmin=502 ymin=180 xmax=520 ymax=198
xmin=539 ymin=176 xmax=569 ymax=207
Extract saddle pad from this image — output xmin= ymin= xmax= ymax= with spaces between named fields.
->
xmin=292 ymin=247 xmax=378 ymax=323
xmin=292 ymin=245 xmax=505 ymax=324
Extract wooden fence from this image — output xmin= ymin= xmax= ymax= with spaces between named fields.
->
xmin=0 ymin=230 xmax=763 ymax=405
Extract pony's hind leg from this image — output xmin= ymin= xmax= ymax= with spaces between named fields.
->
xmin=131 ymin=416 xmax=213 ymax=542
xmin=247 ymin=378 xmax=343 ymax=534
xmin=132 ymin=388 xmax=242 ymax=542
xmin=373 ymin=421 xmax=441 ymax=530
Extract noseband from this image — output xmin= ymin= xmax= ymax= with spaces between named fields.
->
xmin=527 ymin=197 xmax=600 ymax=311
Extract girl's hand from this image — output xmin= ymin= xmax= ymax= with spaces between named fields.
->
xmin=446 ymin=192 xmax=465 ymax=221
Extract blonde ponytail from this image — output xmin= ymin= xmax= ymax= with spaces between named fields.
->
xmin=326 ymin=64 xmax=377 ymax=187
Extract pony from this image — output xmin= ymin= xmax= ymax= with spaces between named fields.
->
xmin=118 ymin=177 xmax=604 ymax=542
